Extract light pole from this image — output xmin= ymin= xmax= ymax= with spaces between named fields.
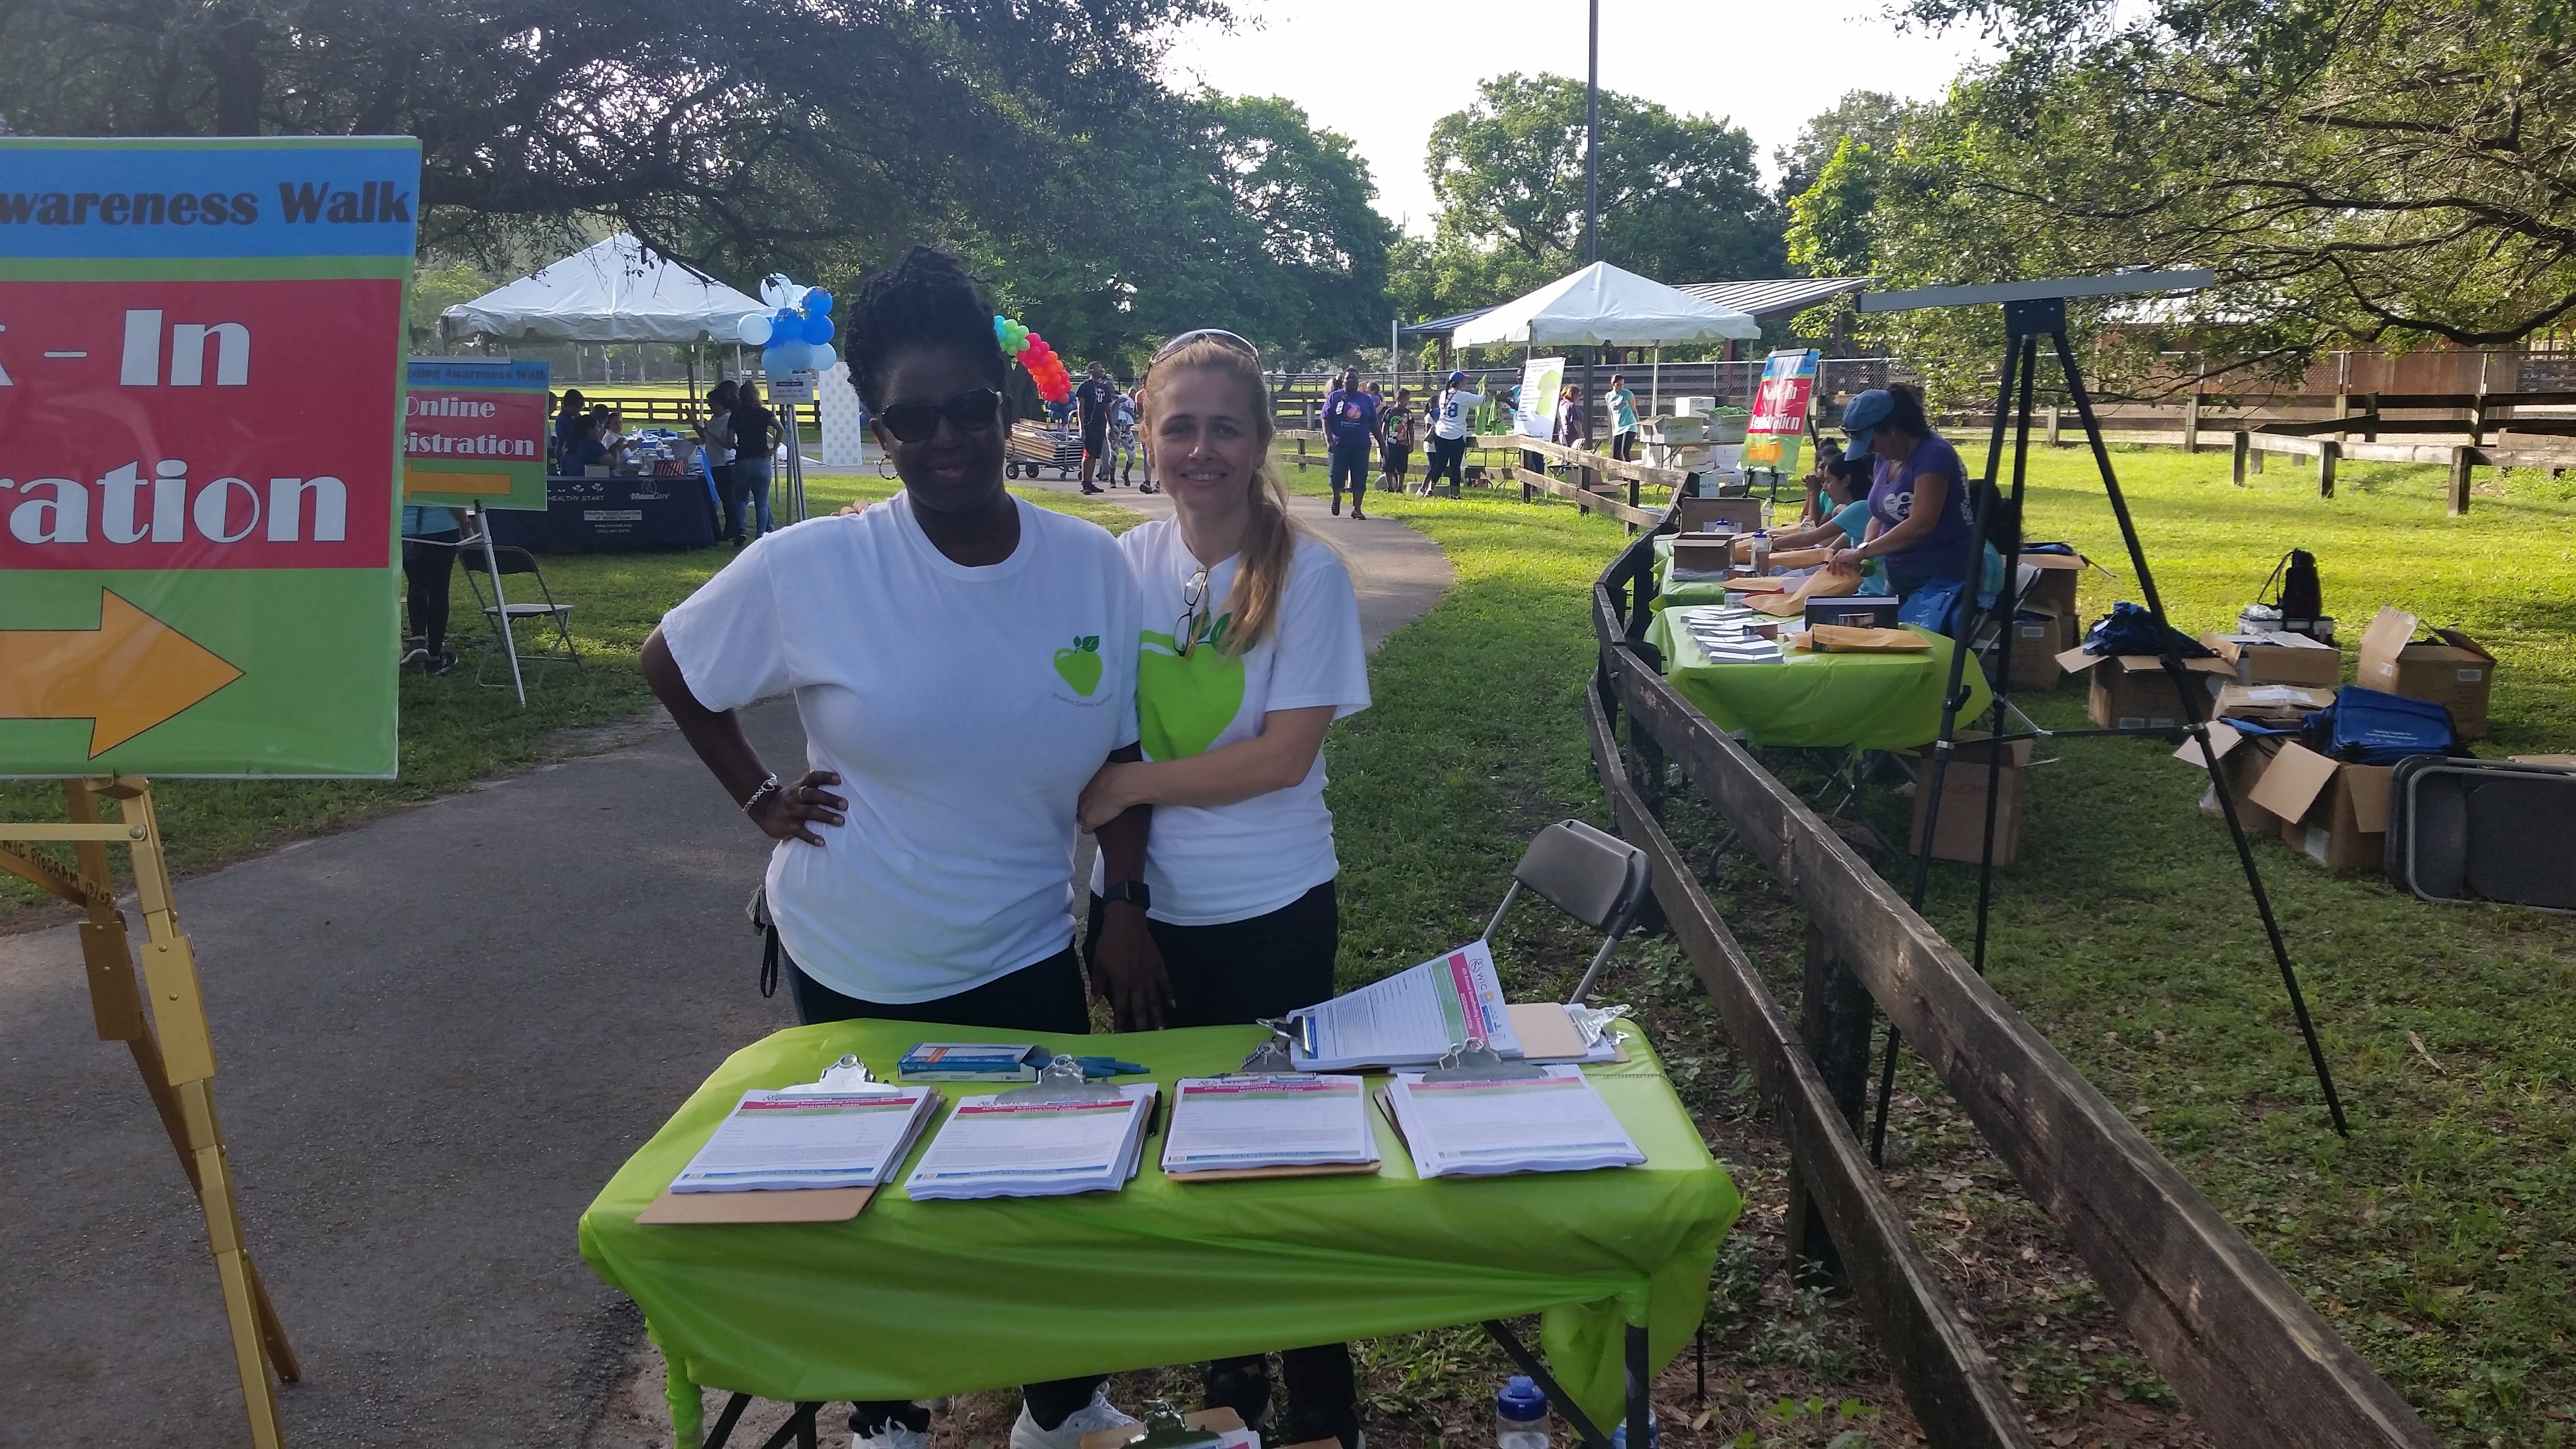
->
xmin=1582 ymin=0 xmax=1600 ymax=444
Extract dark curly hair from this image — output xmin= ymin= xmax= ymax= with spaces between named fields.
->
xmin=845 ymin=245 xmax=1008 ymax=412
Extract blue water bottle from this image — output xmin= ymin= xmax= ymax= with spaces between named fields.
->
xmin=1609 ymin=1410 xmax=1659 ymax=1449
xmin=1496 ymin=1375 xmax=1549 ymax=1449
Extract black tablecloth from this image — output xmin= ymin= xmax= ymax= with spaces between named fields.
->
xmin=487 ymin=474 xmax=720 ymax=553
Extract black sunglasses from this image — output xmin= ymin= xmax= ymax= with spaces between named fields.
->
xmin=876 ymin=387 xmax=1003 ymax=444
xmin=1152 ymin=329 xmax=1260 ymax=364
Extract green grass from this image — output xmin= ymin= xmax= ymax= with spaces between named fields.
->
xmin=1305 ymin=443 xmax=2576 ymax=1444
xmin=0 ymin=474 xmax=1132 ymax=919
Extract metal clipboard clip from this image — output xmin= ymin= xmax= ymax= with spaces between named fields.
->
xmin=995 ymin=1053 xmax=1125 ymax=1103
xmin=1420 ymin=1038 xmax=1548 ymax=1082
xmin=776 ymin=1052 xmax=904 ymax=1096
xmin=1241 ymin=1020 xmax=1300 ymax=1074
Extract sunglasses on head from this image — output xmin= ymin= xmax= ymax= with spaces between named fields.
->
xmin=1152 ymin=329 xmax=1260 ymax=364
xmin=876 ymin=387 xmax=1002 ymax=444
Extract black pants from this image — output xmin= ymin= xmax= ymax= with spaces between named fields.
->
xmin=785 ymin=944 xmax=1102 ymax=1437
xmin=1422 ymin=434 xmax=1468 ymax=493
xmin=1328 ymin=443 xmax=1371 ymax=506
xmin=1081 ymin=882 xmax=1358 ymax=1445
xmin=1611 ymin=430 xmax=1637 ymax=462
xmin=714 ymin=461 xmax=753 ymax=543
xmin=402 ymin=529 xmax=460 ymax=654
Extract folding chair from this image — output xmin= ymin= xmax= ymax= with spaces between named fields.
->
xmin=459 ymin=541 xmax=582 ymax=689
xmin=1482 ymin=819 xmax=1652 ymax=1005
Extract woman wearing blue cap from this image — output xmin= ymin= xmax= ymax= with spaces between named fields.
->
xmin=1830 ymin=383 xmax=1980 ymax=603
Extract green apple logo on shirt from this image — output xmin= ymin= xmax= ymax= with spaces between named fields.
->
xmin=1138 ymin=613 xmax=1245 ymax=760
xmin=1054 ymin=635 xmax=1104 ymax=696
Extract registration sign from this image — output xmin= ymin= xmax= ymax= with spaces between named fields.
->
xmin=403 ymin=357 xmax=551 ymax=511
xmin=0 ymin=136 xmax=419 ymax=776
xmin=1743 ymin=349 xmax=1819 ymax=472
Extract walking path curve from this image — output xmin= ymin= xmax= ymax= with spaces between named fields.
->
xmin=0 ymin=477 xmax=1452 ymax=1448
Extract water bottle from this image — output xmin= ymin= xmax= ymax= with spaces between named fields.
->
xmin=1751 ymin=529 xmax=1771 ymax=574
xmin=1496 ymin=1375 xmax=1549 ymax=1449
xmin=1608 ymin=1410 xmax=1658 ymax=1449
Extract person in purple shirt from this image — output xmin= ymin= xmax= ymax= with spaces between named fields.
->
xmin=1321 ymin=368 xmax=1382 ymax=519
xmin=1830 ymin=383 xmax=1976 ymax=599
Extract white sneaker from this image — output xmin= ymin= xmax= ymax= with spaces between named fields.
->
xmin=853 ymin=1423 xmax=930 ymax=1449
xmin=1010 ymin=1391 xmax=1140 ymax=1449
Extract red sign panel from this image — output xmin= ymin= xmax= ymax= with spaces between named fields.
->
xmin=0 ymin=278 xmax=401 ymax=571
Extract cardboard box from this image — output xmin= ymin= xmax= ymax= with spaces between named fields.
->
xmin=2357 ymin=606 xmax=2496 ymax=738
xmin=2247 ymin=740 xmax=2392 ymax=871
xmin=2056 ymin=649 xmax=2235 ymax=730
xmin=2173 ymin=720 xmax=2286 ymax=834
xmin=2201 ymin=630 xmax=2343 ymax=689
xmin=1805 ymin=595 xmax=1900 ymax=629
xmin=2213 ymin=682 xmax=2335 ymax=724
xmin=2017 ymin=548 xmax=2088 ymax=619
xmin=1988 ymin=610 xmax=2073 ymax=691
xmin=1669 ymin=534 xmax=1736 ymax=574
xmin=1908 ymin=736 xmax=2032 ymax=866
xmin=1675 ymin=496 xmax=1766 ymax=534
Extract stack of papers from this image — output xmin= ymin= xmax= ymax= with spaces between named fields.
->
xmin=669 ymin=1088 xmax=942 ymax=1194
xmin=1382 ymin=1067 xmax=1646 ymax=1178
xmin=1288 ymin=941 xmax=1522 ymax=1071
xmin=1161 ymin=1075 xmax=1378 ymax=1176
xmin=902 ymin=1085 xmax=1158 ymax=1201
xmin=1683 ymin=612 xmax=1785 ymax=664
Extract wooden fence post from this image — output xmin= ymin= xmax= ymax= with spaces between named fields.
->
xmin=2182 ymin=389 xmax=2202 ymax=453
xmin=2250 ymin=441 xmax=2265 ymax=475
xmin=2231 ymin=431 xmax=2249 ymax=486
xmin=2318 ymin=439 xmax=2340 ymax=498
xmin=1787 ymin=921 xmax=1873 ymax=1290
xmin=2361 ymin=393 xmax=2380 ymax=443
xmin=2045 ymin=404 xmax=2062 ymax=447
xmin=2447 ymin=447 xmax=2473 ymax=516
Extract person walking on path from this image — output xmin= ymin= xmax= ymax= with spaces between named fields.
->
xmin=640 ymin=244 xmax=1159 ymax=1449
xmin=728 ymin=380 xmax=777 ymax=544
xmin=1075 ymin=329 xmax=1371 ymax=1449
xmin=1077 ymin=361 xmax=1121 ymax=493
xmin=1111 ymin=385 xmax=1145 ymax=489
xmin=1605 ymin=373 xmax=1640 ymax=462
xmin=1420 ymin=370 xmax=1476 ymax=495
xmin=400 ymin=502 xmax=463 ymax=676
xmin=1379 ymin=386 xmax=1417 ymax=495
xmin=1322 ymin=368 xmax=1380 ymax=519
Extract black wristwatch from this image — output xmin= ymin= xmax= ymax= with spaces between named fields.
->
xmin=1101 ymin=879 xmax=1151 ymax=912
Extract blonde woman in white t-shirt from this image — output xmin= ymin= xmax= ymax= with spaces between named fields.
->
xmin=1073 ymin=330 xmax=1371 ymax=1449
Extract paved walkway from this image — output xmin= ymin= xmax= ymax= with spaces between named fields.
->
xmin=0 ymin=483 xmax=1451 ymax=1447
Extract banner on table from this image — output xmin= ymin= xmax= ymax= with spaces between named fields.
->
xmin=1514 ymin=356 xmax=1564 ymax=441
xmin=1742 ymin=349 xmax=1820 ymax=472
xmin=403 ymin=357 xmax=551 ymax=510
xmin=0 ymin=136 xmax=419 ymax=777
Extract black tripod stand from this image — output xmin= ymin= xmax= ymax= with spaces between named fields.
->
xmin=1863 ymin=283 xmax=2350 ymax=1158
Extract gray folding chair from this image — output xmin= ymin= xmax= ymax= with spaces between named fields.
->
xmin=459 ymin=541 xmax=583 ymax=688
xmin=1482 ymin=819 xmax=1652 ymax=1005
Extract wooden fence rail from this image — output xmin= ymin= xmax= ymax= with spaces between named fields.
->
xmin=1586 ymin=528 xmax=2439 ymax=1449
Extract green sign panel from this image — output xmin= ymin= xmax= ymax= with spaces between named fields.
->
xmin=0 ymin=136 xmax=419 ymax=777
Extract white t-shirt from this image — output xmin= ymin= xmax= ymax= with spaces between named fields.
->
xmin=1431 ymin=387 xmax=1480 ymax=441
xmin=1090 ymin=518 xmax=1369 ymax=926
xmin=662 ymin=493 xmax=1141 ymax=1003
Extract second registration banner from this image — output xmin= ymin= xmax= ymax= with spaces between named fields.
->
xmin=403 ymin=357 xmax=551 ymax=511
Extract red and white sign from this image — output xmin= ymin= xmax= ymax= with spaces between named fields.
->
xmin=0 ymin=278 xmax=402 ymax=571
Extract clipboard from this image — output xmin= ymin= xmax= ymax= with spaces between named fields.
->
xmin=636 ymin=1185 xmax=875 ymax=1224
xmin=1163 ymin=1160 xmax=1383 ymax=1184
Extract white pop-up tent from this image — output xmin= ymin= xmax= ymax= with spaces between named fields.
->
xmin=439 ymin=233 xmax=765 ymax=344
xmin=1450 ymin=261 xmax=1760 ymax=349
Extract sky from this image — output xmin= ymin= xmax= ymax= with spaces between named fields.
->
xmin=1159 ymin=0 xmax=1993 ymax=237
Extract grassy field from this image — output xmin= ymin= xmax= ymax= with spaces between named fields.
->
xmin=1337 ymin=442 xmax=2576 ymax=1445
xmin=0 ymin=476 xmax=1128 ymax=920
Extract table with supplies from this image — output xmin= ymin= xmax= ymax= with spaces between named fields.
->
xmin=1645 ymin=605 xmax=1993 ymax=750
xmin=485 ymin=472 xmax=719 ymax=553
xmin=579 ymin=1019 xmax=1739 ymax=1447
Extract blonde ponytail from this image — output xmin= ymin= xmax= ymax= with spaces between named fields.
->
xmin=1141 ymin=337 xmax=1311 ymax=653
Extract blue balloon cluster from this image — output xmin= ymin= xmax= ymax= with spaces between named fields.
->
xmin=738 ymin=288 xmax=837 ymax=376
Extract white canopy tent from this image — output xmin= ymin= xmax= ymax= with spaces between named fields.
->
xmin=1450 ymin=262 xmax=1761 ymax=418
xmin=438 ymin=233 xmax=764 ymax=345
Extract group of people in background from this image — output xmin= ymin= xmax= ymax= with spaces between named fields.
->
xmin=1075 ymin=361 xmax=1154 ymax=494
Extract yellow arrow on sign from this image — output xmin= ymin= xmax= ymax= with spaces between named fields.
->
xmin=0 ymin=590 xmax=244 ymax=756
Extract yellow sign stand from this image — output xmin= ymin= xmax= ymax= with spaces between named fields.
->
xmin=0 ymin=777 xmax=298 ymax=1447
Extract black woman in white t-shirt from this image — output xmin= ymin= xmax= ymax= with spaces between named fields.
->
xmin=640 ymin=246 xmax=1162 ymax=1449
xmin=1073 ymin=331 xmax=1372 ymax=1449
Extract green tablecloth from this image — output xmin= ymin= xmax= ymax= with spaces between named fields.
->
xmin=1644 ymin=605 xmax=1993 ymax=749
xmin=1646 ymin=534 xmax=1887 ymax=611
xmin=580 ymin=1020 xmax=1740 ymax=1443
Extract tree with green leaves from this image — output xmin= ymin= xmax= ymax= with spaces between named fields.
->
xmin=1773 ymin=91 xmax=1910 ymax=202
xmin=1391 ymin=73 xmax=1785 ymax=321
xmin=1866 ymin=0 xmax=2576 ymax=385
